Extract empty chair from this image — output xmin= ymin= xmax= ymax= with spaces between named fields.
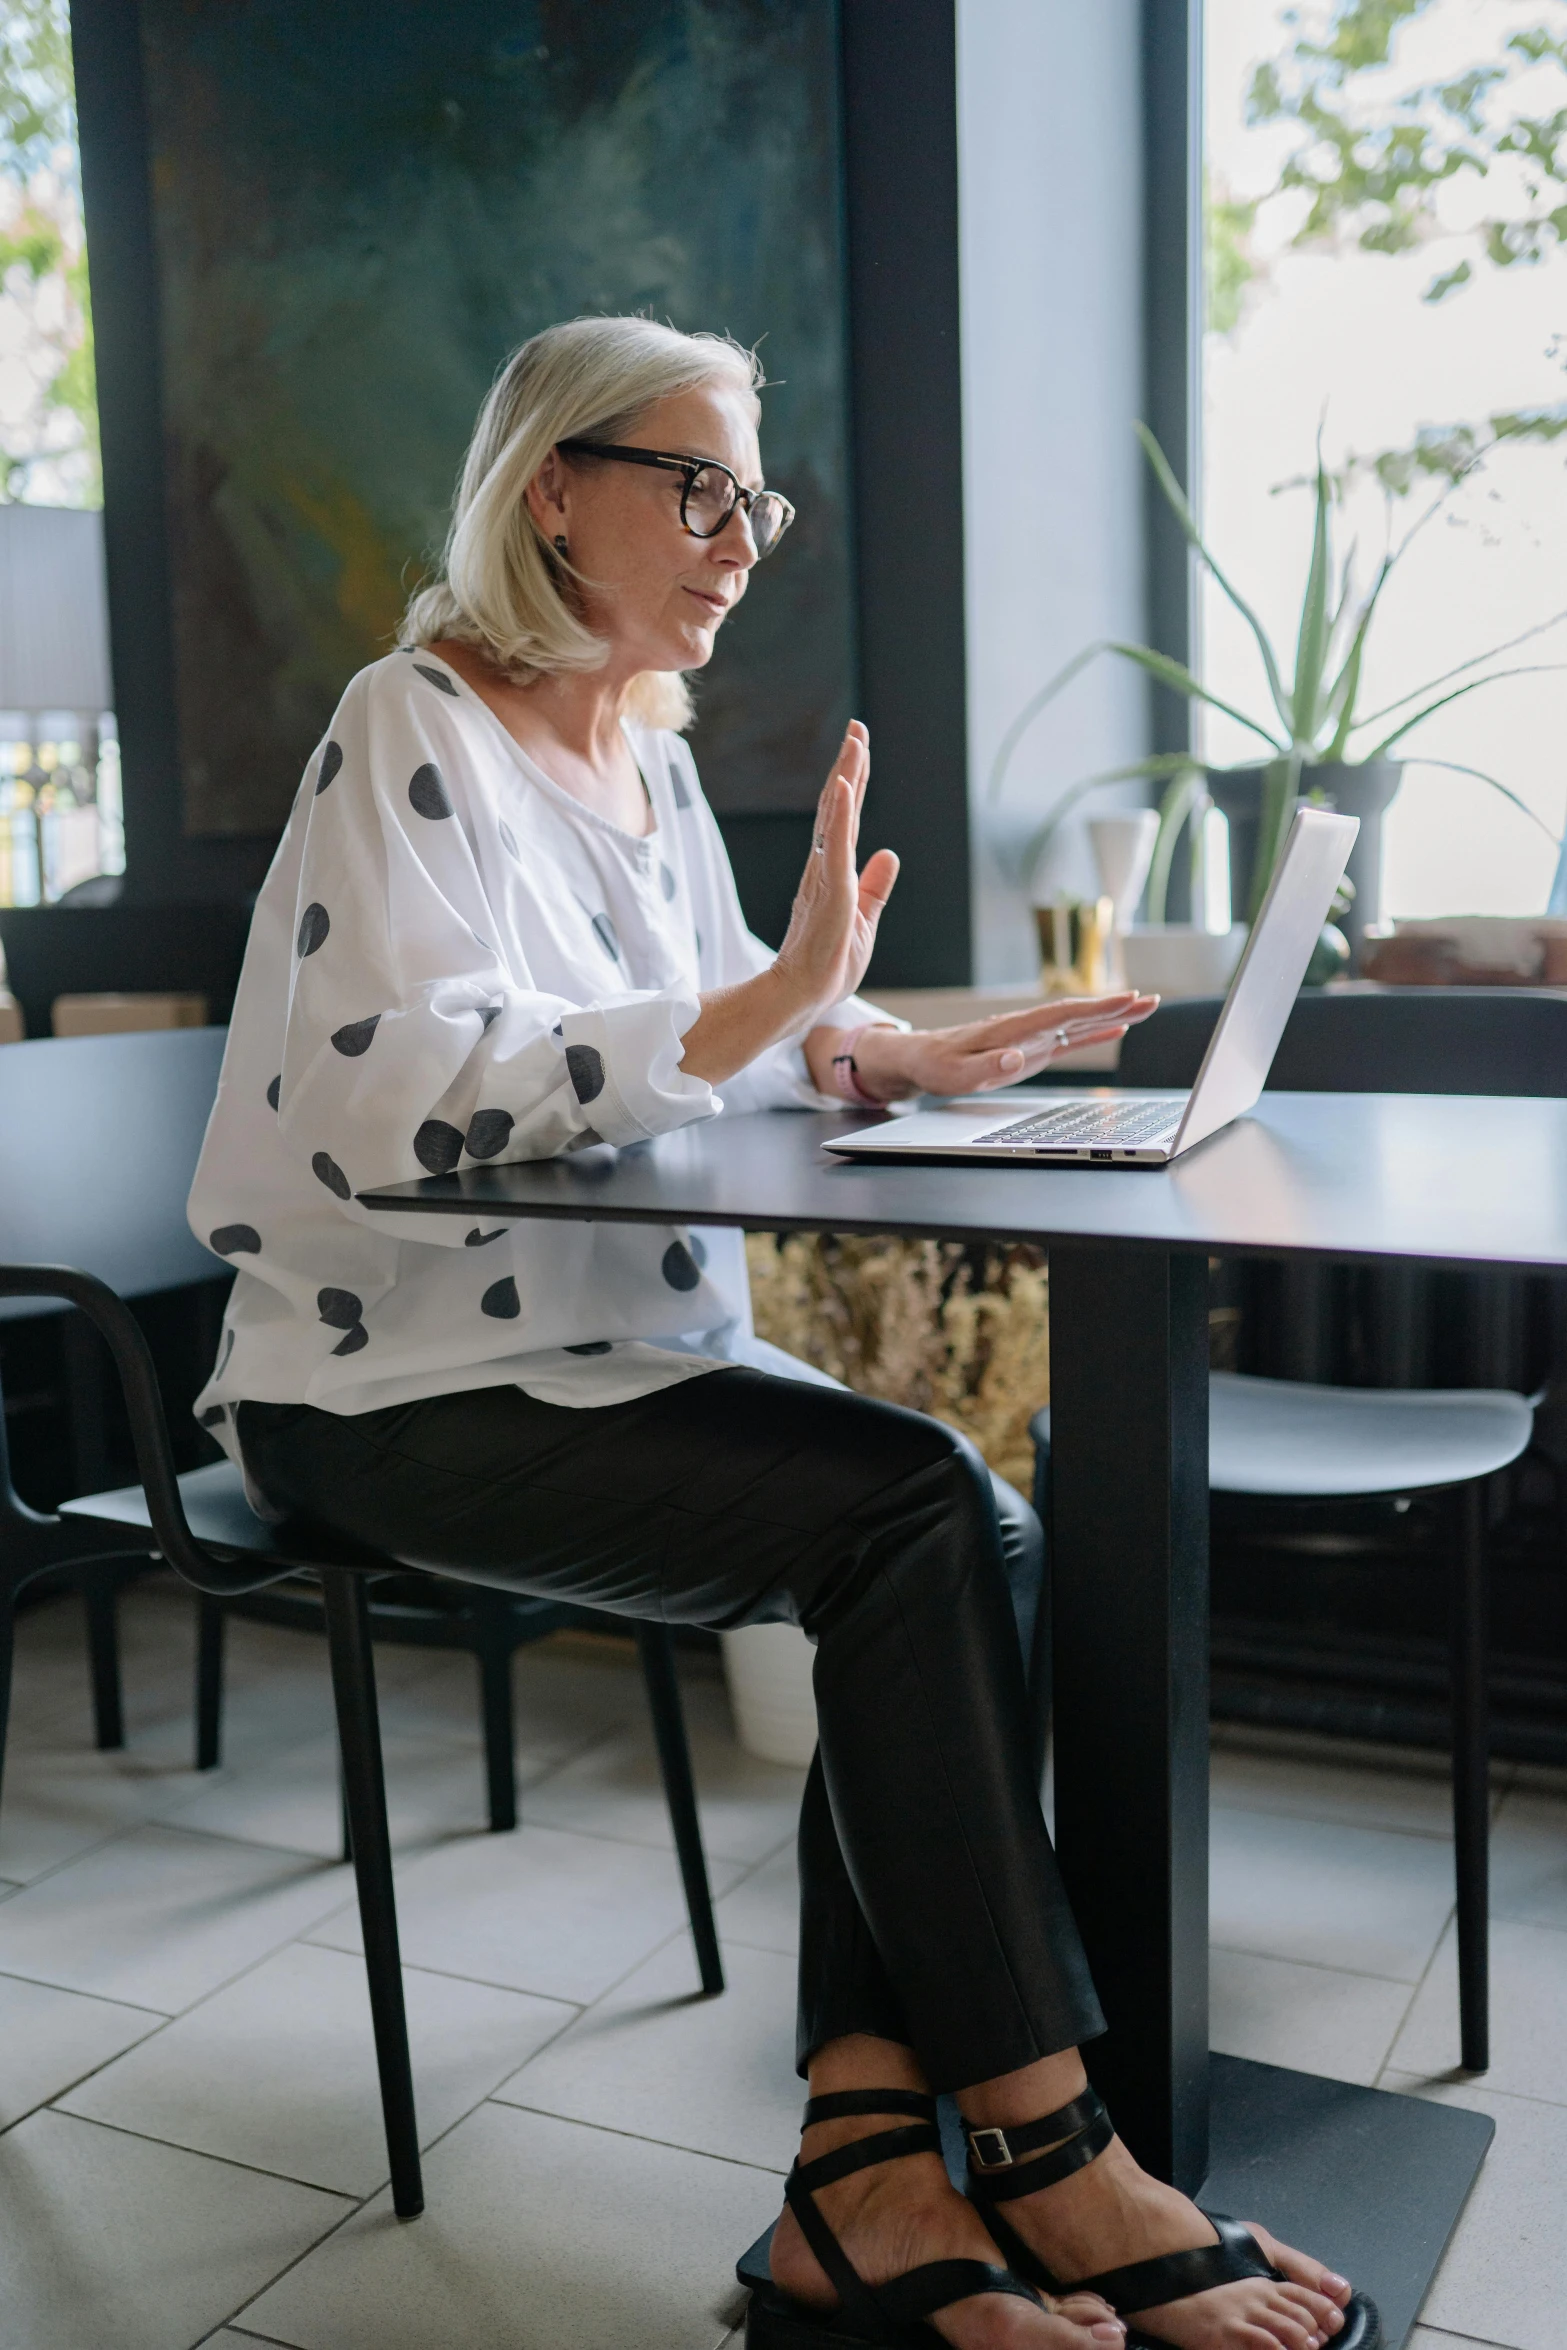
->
xmin=1036 ymin=983 xmax=1567 ymax=2074
xmin=0 ymin=1026 xmax=230 ymax=1791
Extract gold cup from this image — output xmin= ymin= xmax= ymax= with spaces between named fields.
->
xmin=1035 ymin=896 xmax=1114 ymax=998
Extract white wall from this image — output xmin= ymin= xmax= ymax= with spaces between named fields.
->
xmin=957 ymin=0 xmax=1150 ymax=983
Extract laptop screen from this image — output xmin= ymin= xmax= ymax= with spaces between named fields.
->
xmin=1173 ymin=806 xmax=1358 ymax=1154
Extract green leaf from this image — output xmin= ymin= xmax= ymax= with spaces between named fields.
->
xmin=1320 ymin=551 xmax=1395 ymax=755
xmin=1146 ymin=767 xmax=1206 ymax=925
xmin=1289 ymin=447 xmax=1334 ymax=744
xmin=1020 ymin=756 xmax=1201 ymax=879
xmin=1397 ymin=757 xmax=1562 ymax=846
xmin=1360 ymin=663 xmax=1567 ymax=758
xmin=1250 ymin=754 xmax=1304 ymax=919
xmin=1104 ymin=640 xmax=1287 ymax=751
xmin=1350 ymin=602 xmax=1567 ymax=732
xmin=1135 ymin=424 xmax=1295 ymax=734
xmin=985 ymin=643 xmax=1108 ymax=804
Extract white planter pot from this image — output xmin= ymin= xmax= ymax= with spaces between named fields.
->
xmin=1122 ymin=924 xmax=1247 ymax=1000
xmin=721 ymin=1623 xmax=818 ymax=1766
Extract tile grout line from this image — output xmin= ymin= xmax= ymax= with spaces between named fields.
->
xmin=480 ymin=2094 xmax=792 ymax=2179
xmin=29 ymin=2102 xmax=363 ymax=2200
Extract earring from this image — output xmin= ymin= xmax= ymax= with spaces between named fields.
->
xmin=554 ymin=535 xmax=568 ymax=558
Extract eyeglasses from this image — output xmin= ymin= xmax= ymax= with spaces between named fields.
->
xmin=556 ymin=439 xmax=795 ymax=559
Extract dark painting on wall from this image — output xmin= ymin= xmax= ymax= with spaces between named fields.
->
xmin=136 ymin=0 xmax=852 ymax=838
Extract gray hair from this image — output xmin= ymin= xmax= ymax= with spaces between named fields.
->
xmin=401 ymin=316 xmax=763 ymax=731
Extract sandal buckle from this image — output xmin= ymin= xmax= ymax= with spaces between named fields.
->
xmin=967 ymin=2126 xmax=1014 ymax=2171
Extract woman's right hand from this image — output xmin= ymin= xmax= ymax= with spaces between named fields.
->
xmin=773 ymin=723 xmax=900 ymax=1022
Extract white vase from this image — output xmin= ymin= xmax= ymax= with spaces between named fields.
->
xmin=1121 ymin=924 xmax=1248 ymax=999
xmin=721 ymin=1623 xmax=818 ymax=1766
xmin=1088 ymin=812 xmax=1160 ymax=932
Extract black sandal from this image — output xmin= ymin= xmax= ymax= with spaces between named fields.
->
xmin=745 ymin=2089 xmax=1054 ymax=2347
xmin=961 ymin=2089 xmax=1384 ymax=2350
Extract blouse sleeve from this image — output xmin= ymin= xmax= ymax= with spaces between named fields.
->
xmin=273 ymin=670 xmax=719 ymax=1240
xmin=664 ymin=735 xmax=908 ymax=1115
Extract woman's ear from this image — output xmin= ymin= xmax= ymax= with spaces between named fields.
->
xmin=524 ymin=447 xmax=569 ymax=543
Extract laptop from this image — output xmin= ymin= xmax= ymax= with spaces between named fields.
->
xmin=824 ymin=805 xmax=1358 ymax=1168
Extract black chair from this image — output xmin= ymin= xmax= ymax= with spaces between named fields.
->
xmin=2 ymin=1261 xmax=724 ymax=2218
xmin=0 ymin=1027 xmax=231 ymax=1793
xmin=1043 ymin=983 xmax=1567 ymax=2073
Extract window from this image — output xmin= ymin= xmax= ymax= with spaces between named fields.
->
xmin=0 ymin=0 xmax=119 ymax=905
xmin=1203 ymin=0 xmax=1567 ymax=918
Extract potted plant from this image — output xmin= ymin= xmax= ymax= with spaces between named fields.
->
xmin=990 ymin=427 xmax=1566 ymax=965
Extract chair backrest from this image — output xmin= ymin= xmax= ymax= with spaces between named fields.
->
xmin=1117 ymin=986 xmax=1567 ymax=1098
xmin=0 ymin=1026 xmax=227 ymax=1321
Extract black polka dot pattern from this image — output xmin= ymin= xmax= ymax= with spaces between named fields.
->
xmin=565 ymin=1340 xmax=613 ymax=1355
xmin=464 ymin=1107 xmax=514 ymax=1159
xmin=297 ymin=903 xmax=330 ymax=957
xmin=312 ymin=1151 xmax=352 ymax=1200
xmin=671 ymin=766 xmax=692 ymax=810
xmin=317 ymin=1287 xmax=363 ymax=1330
xmin=481 ymin=1275 xmax=520 ymax=1319
xmin=315 ymin=740 xmax=343 ymax=794
xmin=409 ymin=762 xmax=454 ymax=820
xmin=590 ymin=912 xmax=620 ymax=962
xmin=332 ymin=1323 xmax=370 ymax=1356
xmin=266 ymin=1074 xmax=281 ymax=1111
xmin=331 ymin=1013 xmax=381 ymax=1057
xmin=690 ymin=1233 xmax=707 ymax=1269
xmin=551 ymin=1021 xmax=564 ymax=1039
xmin=565 ymin=1044 xmax=605 ymax=1103
xmin=660 ymin=861 xmax=677 ymax=901
xmin=217 ymin=1326 xmax=236 ymax=1375
xmin=500 ymin=821 xmax=520 ymax=859
xmin=198 ymin=1404 xmax=226 ymax=1428
xmin=414 ymin=662 xmax=460 ymax=697
xmin=413 ymin=1119 xmax=464 ymax=1174
xmin=210 ymin=1223 xmax=261 ymax=1256
xmin=661 ymin=1240 xmax=700 ymax=1292
xmin=465 ymin=1226 xmax=506 ymax=1247
xmin=477 ymin=1003 xmax=502 ymax=1031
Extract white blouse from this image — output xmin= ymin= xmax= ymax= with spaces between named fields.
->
xmin=188 ymin=647 xmax=886 ymax=1464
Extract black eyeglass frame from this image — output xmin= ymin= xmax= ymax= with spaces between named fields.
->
xmin=556 ymin=439 xmax=795 ymax=556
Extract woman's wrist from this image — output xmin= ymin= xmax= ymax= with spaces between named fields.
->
xmin=812 ymin=1022 xmax=911 ymax=1104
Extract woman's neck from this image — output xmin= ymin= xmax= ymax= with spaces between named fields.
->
xmin=427 ymin=641 xmax=654 ymax=837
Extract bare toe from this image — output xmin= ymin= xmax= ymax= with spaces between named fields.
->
xmin=1244 ymin=2225 xmax=1352 ymax=2315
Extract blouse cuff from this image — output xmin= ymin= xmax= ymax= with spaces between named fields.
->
xmin=558 ymin=992 xmax=719 ymax=1145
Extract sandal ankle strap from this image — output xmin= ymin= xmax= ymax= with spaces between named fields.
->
xmin=803 ymin=2087 xmax=937 ymax=2130
xmin=961 ymin=2087 xmax=1115 ymax=2205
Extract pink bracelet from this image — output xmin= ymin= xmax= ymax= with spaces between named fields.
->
xmin=829 ymin=1024 xmax=895 ymax=1107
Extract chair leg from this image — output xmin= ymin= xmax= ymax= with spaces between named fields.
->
xmin=321 ymin=1568 xmax=423 ymax=2218
xmin=1451 ymin=1482 xmax=1490 ymax=2073
xmin=636 ymin=1622 xmax=724 ymax=1995
xmin=471 ymin=1594 xmax=518 ymax=1832
xmin=0 ymin=1590 xmax=14 ymax=1818
xmin=83 ymin=1571 xmax=125 ymax=1750
xmin=194 ymin=1594 xmax=225 ymax=1771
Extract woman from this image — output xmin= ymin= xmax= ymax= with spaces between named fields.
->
xmin=189 ymin=319 xmax=1371 ymax=2350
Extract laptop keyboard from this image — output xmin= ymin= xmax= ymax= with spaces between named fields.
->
xmin=984 ymin=1100 xmax=1182 ymax=1148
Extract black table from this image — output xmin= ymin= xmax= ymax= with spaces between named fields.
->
xmin=363 ymin=1091 xmax=1557 ymax=2345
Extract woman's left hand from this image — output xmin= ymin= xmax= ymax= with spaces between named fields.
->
xmin=836 ymin=993 xmax=1159 ymax=1103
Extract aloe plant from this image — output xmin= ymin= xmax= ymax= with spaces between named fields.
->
xmin=990 ymin=425 xmax=1567 ymax=921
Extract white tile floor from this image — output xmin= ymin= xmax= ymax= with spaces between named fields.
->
xmin=0 ymin=1580 xmax=1562 ymax=2350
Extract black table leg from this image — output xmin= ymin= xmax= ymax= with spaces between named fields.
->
xmin=1049 ymin=1241 xmax=1211 ymax=2191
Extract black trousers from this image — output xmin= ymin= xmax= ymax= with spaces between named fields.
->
xmin=239 ymin=1367 xmax=1103 ymax=2092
